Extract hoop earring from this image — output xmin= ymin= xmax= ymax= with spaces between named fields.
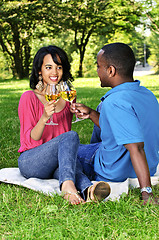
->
xmin=36 ymin=75 xmax=44 ymax=92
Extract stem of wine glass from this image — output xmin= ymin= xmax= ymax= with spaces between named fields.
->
xmin=45 ymin=113 xmax=58 ymax=125
xmin=71 ymin=101 xmax=85 ymax=124
xmin=72 ymin=115 xmax=85 ymax=123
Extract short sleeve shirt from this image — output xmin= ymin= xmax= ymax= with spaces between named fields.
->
xmin=94 ymin=80 xmax=159 ymax=182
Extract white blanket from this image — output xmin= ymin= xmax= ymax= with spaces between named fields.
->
xmin=0 ymin=166 xmax=159 ymax=201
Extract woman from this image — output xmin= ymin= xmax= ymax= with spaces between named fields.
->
xmin=18 ymin=45 xmax=110 ymax=204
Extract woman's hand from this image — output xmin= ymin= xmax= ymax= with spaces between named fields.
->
xmin=30 ymin=100 xmax=56 ymax=141
xmin=43 ymin=101 xmax=56 ymax=122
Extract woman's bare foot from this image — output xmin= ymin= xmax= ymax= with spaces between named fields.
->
xmin=61 ymin=180 xmax=85 ymax=205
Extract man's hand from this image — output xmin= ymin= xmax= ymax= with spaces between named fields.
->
xmin=70 ymin=103 xmax=92 ymax=119
xmin=142 ymin=192 xmax=159 ymax=205
xmin=70 ymin=103 xmax=100 ymax=126
xmin=124 ymin=142 xmax=159 ymax=205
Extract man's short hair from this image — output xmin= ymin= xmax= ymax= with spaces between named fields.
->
xmin=101 ymin=43 xmax=136 ymax=77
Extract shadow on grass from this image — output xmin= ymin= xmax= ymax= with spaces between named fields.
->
xmin=0 ymin=77 xmax=29 ymax=83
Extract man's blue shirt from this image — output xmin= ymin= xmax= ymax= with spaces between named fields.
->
xmin=94 ymin=80 xmax=159 ymax=182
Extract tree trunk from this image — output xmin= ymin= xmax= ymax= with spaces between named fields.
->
xmin=24 ymin=41 xmax=31 ymax=78
xmin=78 ymin=48 xmax=85 ymax=77
xmin=75 ymin=28 xmax=93 ymax=78
xmin=0 ymin=23 xmax=30 ymax=79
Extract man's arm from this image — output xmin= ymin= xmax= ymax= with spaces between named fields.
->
xmin=124 ymin=142 xmax=158 ymax=204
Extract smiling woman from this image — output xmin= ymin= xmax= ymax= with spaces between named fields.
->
xmin=30 ymin=45 xmax=74 ymax=90
xmin=17 ymin=45 xmax=111 ymax=205
xmin=39 ymin=54 xmax=63 ymax=85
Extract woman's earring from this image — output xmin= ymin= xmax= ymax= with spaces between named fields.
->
xmin=36 ymin=75 xmax=44 ymax=92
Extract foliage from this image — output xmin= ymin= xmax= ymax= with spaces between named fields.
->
xmin=0 ymin=0 xmax=158 ymax=79
xmin=45 ymin=0 xmax=143 ymax=77
xmin=0 ymin=48 xmax=12 ymax=79
xmin=0 ymin=0 xmax=59 ymax=79
xmin=107 ymin=30 xmax=149 ymax=66
xmin=147 ymin=32 xmax=159 ymax=72
xmin=0 ymin=0 xmax=39 ymax=78
xmin=141 ymin=0 xmax=159 ymax=72
xmin=145 ymin=0 xmax=159 ymax=34
xmin=0 ymin=0 xmax=143 ymax=79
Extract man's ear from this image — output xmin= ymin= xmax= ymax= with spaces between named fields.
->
xmin=107 ymin=65 xmax=116 ymax=77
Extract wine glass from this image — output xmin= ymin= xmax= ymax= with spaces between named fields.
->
xmin=45 ymin=83 xmax=61 ymax=125
xmin=60 ymin=80 xmax=76 ymax=102
xmin=60 ymin=80 xmax=84 ymax=123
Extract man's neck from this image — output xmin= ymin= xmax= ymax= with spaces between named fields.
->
xmin=111 ymin=76 xmax=134 ymax=88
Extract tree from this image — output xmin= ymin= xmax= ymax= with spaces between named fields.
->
xmin=45 ymin=0 xmax=143 ymax=77
xmin=145 ymin=0 xmax=159 ymax=34
xmin=0 ymin=0 xmax=145 ymax=78
xmin=147 ymin=32 xmax=159 ymax=72
xmin=0 ymin=1 xmax=36 ymax=78
xmin=107 ymin=30 xmax=148 ymax=66
xmin=139 ymin=0 xmax=159 ymax=71
xmin=0 ymin=0 xmax=56 ymax=79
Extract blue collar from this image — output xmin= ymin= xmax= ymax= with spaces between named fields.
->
xmin=101 ymin=80 xmax=140 ymax=101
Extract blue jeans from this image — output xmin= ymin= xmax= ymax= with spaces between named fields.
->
xmin=77 ymin=142 xmax=101 ymax=181
xmin=18 ymin=131 xmax=92 ymax=196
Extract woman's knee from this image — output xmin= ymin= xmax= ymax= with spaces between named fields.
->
xmin=70 ymin=130 xmax=79 ymax=140
xmin=64 ymin=131 xmax=79 ymax=144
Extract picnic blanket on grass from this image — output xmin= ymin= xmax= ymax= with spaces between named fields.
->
xmin=0 ymin=166 xmax=159 ymax=201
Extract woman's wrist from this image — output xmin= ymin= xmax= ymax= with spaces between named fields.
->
xmin=41 ymin=114 xmax=50 ymax=124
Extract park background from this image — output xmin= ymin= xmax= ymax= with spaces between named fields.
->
xmin=0 ymin=0 xmax=159 ymax=239
xmin=0 ymin=0 xmax=159 ymax=79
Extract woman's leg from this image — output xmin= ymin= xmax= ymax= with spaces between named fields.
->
xmin=52 ymin=141 xmax=103 ymax=200
xmin=57 ymin=131 xmax=86 ymax=204
xmin=57 ymin=131 xmax=79 ymax=187
xmin=18 ymin=131 xmax=80 ymax=182
xmin=18 ymin=131 xmax=86 ymax=204
xmin=60 ymin=139 xmax=110 ymax=202
xmin=18 ymin=131 xmax=109 ymax=203
xmin=18 ymin=138 xmax=59 ymax=179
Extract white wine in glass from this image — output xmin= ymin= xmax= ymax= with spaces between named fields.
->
xmin=60 ymin=81 xmax=76 ymax=102
xmin=45 ymin=83 xmax=61 ymax=125
xmin=60 ymin=89 xmax=77 ymax=102
xmin=60 ymin=80 xmax=84 ymax=123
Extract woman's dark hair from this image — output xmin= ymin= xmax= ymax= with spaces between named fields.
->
xmin=101 ymin=43 xmax=136 ymax=78
xmin=30 ymin=45 xmax=74 ymax=89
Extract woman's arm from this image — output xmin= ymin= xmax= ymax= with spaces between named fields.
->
xmin=31 ymin=101 xmax=55 ymax=141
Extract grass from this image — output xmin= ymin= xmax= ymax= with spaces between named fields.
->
xmin=0 ymin=74 xmax=159 ymax=239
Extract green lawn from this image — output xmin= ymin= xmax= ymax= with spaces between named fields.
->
xmin=0 ymin=75 xmax=159 ymax=239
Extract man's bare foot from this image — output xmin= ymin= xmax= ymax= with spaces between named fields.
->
xmin=61 ymin=180 xmax=85 ymax=205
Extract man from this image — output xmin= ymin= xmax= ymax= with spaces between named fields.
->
xmin=71 ymin=42 xmax=159 ymax=204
